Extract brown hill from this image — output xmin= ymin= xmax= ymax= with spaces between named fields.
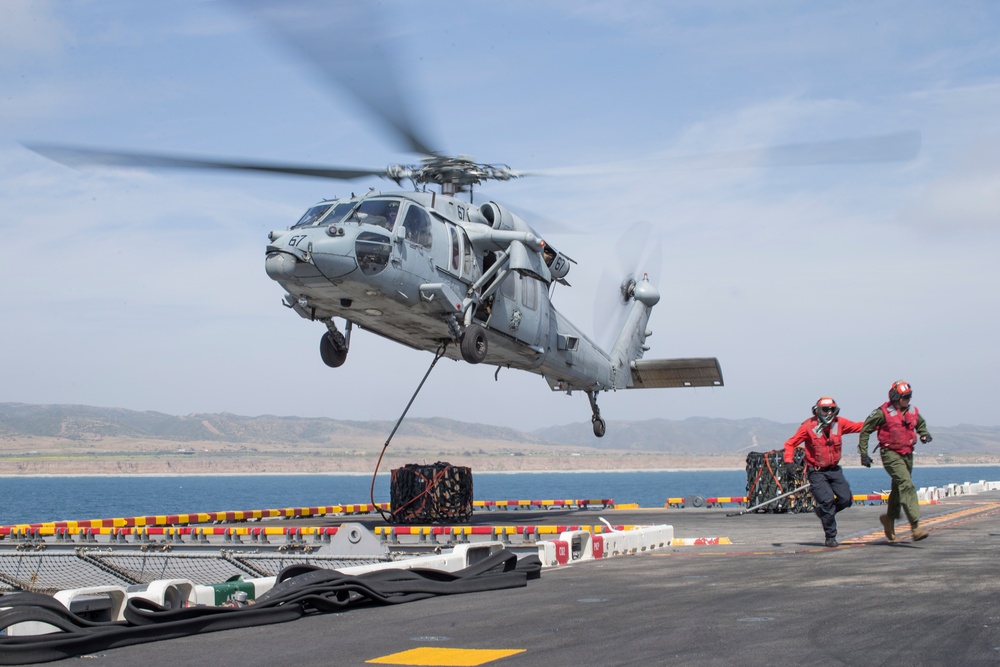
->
xmin=2 ymin=403 xmax=998 ymax=475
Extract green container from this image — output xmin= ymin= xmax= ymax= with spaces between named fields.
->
xmin=209 ymin=577 xmax=256 ymax=606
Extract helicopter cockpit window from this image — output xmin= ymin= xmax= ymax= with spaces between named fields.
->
xmin=347 ymin=199 xmax=400 ymax=232
xmin=401 ymin=206 xmax=432 ymax=248
xmin=292 ymin=203 xmax=333 ymax=229
xmin=323 ymin=201 xmax=356 ymax=226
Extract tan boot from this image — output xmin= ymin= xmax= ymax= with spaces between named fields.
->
xmin=879 ymin=514 xmax=896 ymax=542
xmin=910 ymin=524 xmax=929 ymax=541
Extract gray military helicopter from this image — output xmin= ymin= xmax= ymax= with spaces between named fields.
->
xmin=32 ymin=140 xmax=723 ymax=438
xmin=26 ymin=1 xmax=918 ymax=437
xmin=263 ymin=169 xmax=721 ymax=440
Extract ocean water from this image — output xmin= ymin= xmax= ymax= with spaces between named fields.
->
xmin=1 ymin=466 xmax=998 ymax=526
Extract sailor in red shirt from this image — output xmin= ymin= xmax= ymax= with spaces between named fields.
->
xmin=783 ymin=397 xmax=864 ymax=547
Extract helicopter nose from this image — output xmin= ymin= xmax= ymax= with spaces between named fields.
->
xmin=265 ymin=252 xmax=298 ymax=280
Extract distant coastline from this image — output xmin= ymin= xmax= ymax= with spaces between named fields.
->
xmin=2 ymin=460 xmax=999 ymax=478
xmin=5 ymin=403 xmax=1000 ymax=478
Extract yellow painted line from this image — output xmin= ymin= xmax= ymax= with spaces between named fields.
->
xmin=852 ymin=501 xmax=1000 ymax=543
xmin=613 ymin=503 xmax=639 ymax=509
xmin=671 ymin=537 xmax=733 ymax=546
xmin=367 ymin=647 xmax=525 ymax=666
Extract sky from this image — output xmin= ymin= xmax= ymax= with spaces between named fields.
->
xmin=2 ymin=1 xmax=999 ymax=432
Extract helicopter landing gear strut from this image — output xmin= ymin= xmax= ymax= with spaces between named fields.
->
xmin=320 ymin=320 xmax=352 ymax=368
xmin=587 ymin=390 xmax=606 ymax=438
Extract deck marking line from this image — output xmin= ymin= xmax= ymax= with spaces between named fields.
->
xmin=366 ymin=647 xmax=525 ymax=666
xmin=852 ymin=501 xmax=1000 ymax=543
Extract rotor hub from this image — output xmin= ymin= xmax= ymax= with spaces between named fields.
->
xmin=620 ymin=277 xmax=637 ymax=303
xmin=386 ymin=156 xmax=519 ymax=188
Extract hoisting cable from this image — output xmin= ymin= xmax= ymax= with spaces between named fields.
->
xmin=371 ymin=343 xmax=449 ymax=521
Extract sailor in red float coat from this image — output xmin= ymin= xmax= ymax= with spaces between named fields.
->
xmin=874 ymin=401 xmax=922 ymax=455
xmin=783 ymin=397 xmax=863 ymax=547
xmin=783 ymin=415 xmax=864 ymax=469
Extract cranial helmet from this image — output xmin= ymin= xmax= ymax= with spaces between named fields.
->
xmin=812 ymin=396 xmax=840 ymax=424
xmin=889 ymin=380 xmax=912 ymax=403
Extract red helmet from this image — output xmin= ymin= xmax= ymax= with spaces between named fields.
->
xmin=889 ymin=380 xmax=912 ymax=403
xmin=812 ymin=396 xmax=840 ymax=420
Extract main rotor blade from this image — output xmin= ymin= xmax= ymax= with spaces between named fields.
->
xmin=23 ymin=143 xmax=389 ymax=181
xmin=518 ymin=130 xmax=922 ymax=177
xmin=236 ymin=0 xmax=440 ymax=157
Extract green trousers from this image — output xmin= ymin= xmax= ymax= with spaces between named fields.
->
xmin=880 ymin=449 xmax=919 ymax=526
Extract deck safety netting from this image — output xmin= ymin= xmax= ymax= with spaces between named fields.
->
xmin=0 ymin=554 xmax=127 ymax=594
xmin=94 ymin=553 xmax=250 ymax=585
xmin=0 ymin=552 xmax=393 ymax=593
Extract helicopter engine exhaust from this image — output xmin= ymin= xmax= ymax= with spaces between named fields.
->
xmin=479 ymin=202 xmax=515 ymax=231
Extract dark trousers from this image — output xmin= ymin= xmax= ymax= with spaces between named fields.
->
xmin=807 ymin=466 xmax=853 ymax=539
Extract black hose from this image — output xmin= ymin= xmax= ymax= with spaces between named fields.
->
xmin=0 ymin=549 xmax=541 ymax=664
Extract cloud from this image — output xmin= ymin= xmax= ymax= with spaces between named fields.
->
xmin=906 ymin=168 xmax=1000 ymax=232
xmin=0 ymin=0 xmax=71 ymax=66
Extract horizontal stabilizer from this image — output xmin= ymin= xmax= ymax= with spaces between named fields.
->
xmin=628 ymin=358 xmax=724 ymax=389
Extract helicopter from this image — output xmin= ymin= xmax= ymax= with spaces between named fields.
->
xmin=31 ymin=139 xmax=725 ymax=438
xmin=24 ymin=1 xmax=920 ymax=437
xmin=261 ymin=170 xmax=726 ymax=439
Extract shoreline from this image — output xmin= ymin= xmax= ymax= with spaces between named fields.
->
xmin=2 ymin=461 xmax=1000 ymax=478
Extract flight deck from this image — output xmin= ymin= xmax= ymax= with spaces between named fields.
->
xmin=2 ymin=486 xmax=999 ymax=666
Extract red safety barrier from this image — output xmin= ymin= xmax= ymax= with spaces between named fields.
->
xmin=592 ymin=534 xmax=605 ymax=559
xmin=473 ymin=499 xmax=614 ymax=509
xmin=552 ymin=540 xmax=570 ymax=565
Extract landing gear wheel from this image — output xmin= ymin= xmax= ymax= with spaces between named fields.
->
xmin=586 ymin=390 xmax=606 ymax=438
xmin=460 ymin=323 xmax=488 ymax=364
xmin=320 ymin=331 xmax=348 ymax=368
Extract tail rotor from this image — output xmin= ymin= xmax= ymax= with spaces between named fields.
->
xmin=594 ymin=221 xmax=663 ymax=353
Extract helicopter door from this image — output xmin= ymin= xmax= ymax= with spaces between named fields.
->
xmin=435 ymin=222 xmax=481 ymax=283
xmin=391 ymin=203 xmax=435 ymax=289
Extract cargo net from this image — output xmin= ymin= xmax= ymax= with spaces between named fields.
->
xmin=745 ymin=449 xmax=815 ymax=513
xmin=390 ymin=462 xmax=473 ymax=525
